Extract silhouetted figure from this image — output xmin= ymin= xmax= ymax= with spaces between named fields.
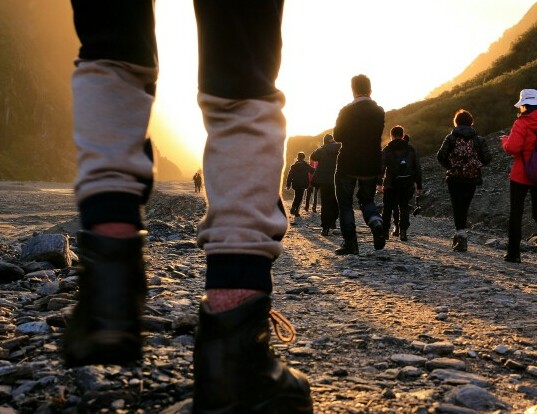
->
xmin=379 ymin=126 xmax=422 ymax=242
xmin=310 ymin=134 xmax=340 ymax=236
xmin=304 ymin=159 xmax=318 ymax=212
xmin=502 ymin=89 xmax=537 ymax=263
xmin=63 ymin=1 xmax=312 ymax=412
xmin=286 ymin=152 xmax=315 ymax=217
xmin=333 ymin=74 xmax=385 ymax=255
xmin=193 ymin=171 xmax=203 ymax=193
xmin=437 ymin=109 xmax=491 ymax=252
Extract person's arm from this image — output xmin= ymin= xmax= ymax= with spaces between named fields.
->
xmin=502 ymin=119 xmax=526 ymax=156
xmin=436 ymin=135 xmax=452 ymax=169
xmin=413 ymin=149 xmax=423 ymax=191
xmin=477 ymin=136 xmax=492 ymax=166
xmin=286 ymin=166 xmax=293 ymax=189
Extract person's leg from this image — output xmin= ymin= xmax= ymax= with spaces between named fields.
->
xmin=335 ymin=173 xmax=358 ymax=253
xmin=382 ymin=189 xmax=395 ymax=238
xmin=397 ymin=186 xmax=413 ymax=241
xmin=506 ymin=180 xmax=528 ymax=261
xmin=319 ymin=184 xmax=337 ymax=233
xmin=357 ymin=178 xmax=385 ymax=250
xmin=193 ymin=1 xmax=312 ymax=412
xmin=63 ymin=0 xmax=158 ymax=367
xmin=304 ymin=186 xmax=313 ymax=211
xmin=312 ymin=185 xmax=319 ymax=212
xmin=292 ymin=188 xmax=306 ymax=216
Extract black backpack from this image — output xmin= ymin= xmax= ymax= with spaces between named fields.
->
xmin=391 ymin=148 xmax=413 ymax=187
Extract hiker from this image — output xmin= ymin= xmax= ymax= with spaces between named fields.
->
xmin=286 ymin=152 xmax=315 ymax=217
xmin=333 ymin=74 xmax=386 ymax=255
xmin=193 ymin=171 xmax=203 ymax=193
xmin=391 ymin=133 xmax=412 ymax=236
xmin=379 ymin=126 xmax=422 ymax=242
xmin=501 ymin=88 xmax=537 ymax=263
xmin=310 ymin=133 xmax=341 ymax=236
xmin=304 ymin=158 xmax=319 ymax=213
xmin=437 ymin=109 xmax=491 ymax=252
xmin=63 ymin=1 xmax=313 ymax=412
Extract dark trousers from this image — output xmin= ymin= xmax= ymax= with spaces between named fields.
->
xmin=382 ymin=187 xmax=414 ymax=231
xmin=291 ymin=189 xmax=306 ymax=214
xmin=507 ymin=180 xmax=537 ymax=255
xmin=70 ymin=0 xmax=284 ymax=293
xmin=304 ymin=186 xmax=318 ymax=211
xmin=335 ymin=173 xmax=380 ymax=242
xmin=447 ymin=181 xmax=476 ymax=230
xmin=319 ymin=184 xmax=338 ymax=229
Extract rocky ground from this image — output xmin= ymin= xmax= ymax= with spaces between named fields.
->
xmin=0 ymin=166 xmax=536 ymax=413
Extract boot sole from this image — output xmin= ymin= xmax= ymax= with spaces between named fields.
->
xmin=63 ymin=330 xmax=142 ymax=367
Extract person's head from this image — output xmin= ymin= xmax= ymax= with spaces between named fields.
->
xmin=351 ymin=74 xmax=371 ymax=97
xmin=297 ymin=152 xmax=306 ymax=161
xmin=453 ymin=109 xmax=474 ymax=127
xmin=514 ymin=89 xmax=537 ymax=114
xmin=323 ymin=134 xmax=334 ymax=144
xmin=390 ymin=125 xmax=404 ymax=140
xmin=403 ymin=134 xmax=410 ymax=142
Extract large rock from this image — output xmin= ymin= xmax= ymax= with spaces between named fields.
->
xmin=21 ymin=234 xmax=71 ymax=268
xmin=0 ymin=261 xmax=24 ymax=283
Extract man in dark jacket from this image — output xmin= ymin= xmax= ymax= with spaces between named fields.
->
xmin=333 ymin=74 xmax=385 ymax=254
xmin=286 ymin=152 xmax=315 ymax=217
xmin=310 ymin=134 xmax=341 ymax=235
xmin=379 ymin=125 xmax=422 ymax=241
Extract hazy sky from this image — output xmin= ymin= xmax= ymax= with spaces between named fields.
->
xmin=152 ymin=0 xmax=536 ymax=169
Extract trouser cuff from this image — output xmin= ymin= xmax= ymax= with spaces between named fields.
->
xmin=205 ymin=254 xmax=273 ymax=293
xmin=79 ymin=192 xmax=143 ymax=230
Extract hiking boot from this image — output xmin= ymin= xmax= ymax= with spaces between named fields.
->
xmin=62 ymin=231 xmax=147 ymax=367
xmin=399 ymin=229 xmax=408 ymax=242
xmin=370 ymin=219 xmax=386 ymax=250
xmin=321 ymin=228 xmax=330 ymax=236
xmin=504 ymin=253 xmax=521 ymax=263
xmin=193 ymin=295 xmax=313 ymax=414
xmin=452 ymin=234 xmax=467 ymax=252
xmin=335 ymin=240 xmax=358 ymax=255
xmin=391 ymin=225 xmax=400 ymax=237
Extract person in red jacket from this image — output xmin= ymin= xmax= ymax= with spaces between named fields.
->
xmin=502 ymin=88 xmax=537 ymax=263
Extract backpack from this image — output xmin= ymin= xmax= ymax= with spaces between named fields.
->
xmin=447 ymin=136 xmax=482 ymax=179
xmin=391 ymin=148 xmax=414 ymax=187
xmin=522 ymin=133 xmax=537 ymax=185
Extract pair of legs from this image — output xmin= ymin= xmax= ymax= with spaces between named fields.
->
xmin=506 ymin=180 xmax=537 ymax=261
xmin=334 ymin=173 xmax=384 ymax=252
xmin=447 ymin=181 xmax=476 ymax=252
xmin=304 ymin=185 xmax=318 ymax=212
xmin=382 ymin=186 xmax=413 ymax=239
xmin=290 ymin=188 xmax=306 ymax=216
xmin=65 ymin=1 xmax=312 ymax=412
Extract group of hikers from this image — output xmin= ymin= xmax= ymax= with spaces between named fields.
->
xmin=287 ymin=79 xmax=537 ymax=265
xmin=61 ymin=1 xmax=536 ymax=412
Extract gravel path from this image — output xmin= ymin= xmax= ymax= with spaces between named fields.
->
xmin=0 ymin=180 xmax=536 ymax=413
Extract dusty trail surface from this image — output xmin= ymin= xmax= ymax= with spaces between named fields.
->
xmin=0 ymin=180 xmax=536 ymax=413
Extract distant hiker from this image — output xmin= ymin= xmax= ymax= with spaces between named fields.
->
xmin=333 ymin=74 xmax=385 ymax=254
xmin=379 ymin=126 xmax=422 ymax=242
xmin=310 ymin=134 xmax=341 ymax=236
xmin=501 ymin=89 xmax=537 ymax=263
xmin=437 ymin=109 xmax=491 ymax=252
xmin=391 ymin=133 xmax=412 ymax=235
xmin=304 ymin=159 xmax=319 ymax=213
xmin=193 ymin=171 xmax=203 ymax=193
xmin=286 ymin=152 xmax=315 ymax=217
xmin=64 ymin=2 xmax=313 ymax=411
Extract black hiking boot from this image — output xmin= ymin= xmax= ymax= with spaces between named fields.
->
xmin=452 ymin=234 xmax=467 ymax=252
xmin=62 ymin=231 xmax=147 ymax=367
xmin=399 ymin=229 xmax=408 ymax=242
xmin=193 ymin=295 xmax=313 ymax=414
xmin=370 ymin=219 xmax=386 ymax=250
xmin=335 ymin=240 xmax=359 ymax=255
xmin=504 ymin=252 xmax=521 ymax=263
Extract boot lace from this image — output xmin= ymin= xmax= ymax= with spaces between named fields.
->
xmin=269 ymin=309 xmax=296 ymax=343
